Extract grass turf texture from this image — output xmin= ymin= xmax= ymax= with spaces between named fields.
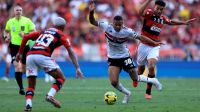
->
xmin=0 ymin=78 xmax=200 ymax=112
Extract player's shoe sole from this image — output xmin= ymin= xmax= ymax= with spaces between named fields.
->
xmin=46 ymin=95 xmax=61 ymax=108
xmin=24 ymin=104 xmax=32 ymax=112
xmin=145 ymin=94 xmax=152 ymax=100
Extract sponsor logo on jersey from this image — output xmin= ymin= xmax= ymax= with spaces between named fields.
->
xmin=150 ymin=26 xmax=161 ymax=33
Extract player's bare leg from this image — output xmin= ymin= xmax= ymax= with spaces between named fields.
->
xmin=24 ymin=76 xmax=36 ymax=112
xmin=133 ymin=65 xmax=145 ymax=87
xmin=5 ymin=62 xmax=11 ymax=80
xmin=108 ymin=66 xmax=131 ymax=104
xmin=46 ymin=68 xmax=65 ymax=108
xmin=146 ymin=58 xmax=157 ymax=100
xmin=2 ymin=62 xmax=11 ymax=82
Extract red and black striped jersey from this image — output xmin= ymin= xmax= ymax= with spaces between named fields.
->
xmin=19 ymin=28 xmax=71 ymax=57
xmin=141 ymin=9 xmax=171 ymax=46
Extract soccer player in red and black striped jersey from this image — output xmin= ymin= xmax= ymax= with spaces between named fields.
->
xmin=16 ymin=17 xmax=83 ymax=111
xmin=136 ymin=0 xmax=196 ymax=100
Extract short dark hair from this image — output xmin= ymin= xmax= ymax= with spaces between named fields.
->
xmin=113 ymin=15 xmax=123 ymax=21
xmin=155 ymin=0 xmax=166 ymax=7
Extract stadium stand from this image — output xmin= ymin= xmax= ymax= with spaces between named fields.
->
xmin=0 ymin=0 xmax=200 ymax=61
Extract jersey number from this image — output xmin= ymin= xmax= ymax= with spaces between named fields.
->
xmin=36 ymin=34 xmax=54 ymax=47
xmin=124 ymin=58 xmax=132 ymax=66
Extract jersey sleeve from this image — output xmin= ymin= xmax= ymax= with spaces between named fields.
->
xmin=28 ymin=19 xmax=36 ymax=31
xmin=98 ymin=21 xmax=109 ymax=31
xmin=5 ymin=19 xmax=11 ymax=31
xmin=60 ymin=35 xmax=71 ymax=48
xmin=19 ymin=31 xmax=40 ymax=54
xmin=143 ymin=9 xmax=153 ymax=18
xmin=24 ymin=31 xmax=40 ymax=40
xmin=128 ymin=28 xmax=139 ymax=39
xmin=163 ymin=16 xmax=172 ymax=24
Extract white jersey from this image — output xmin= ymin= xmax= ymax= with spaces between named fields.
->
xmin=98 ymin=21 xmax=139 ymax=58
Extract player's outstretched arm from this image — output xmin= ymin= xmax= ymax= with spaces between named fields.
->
xmin=66 ymin=47 xmax=84 ymax=79
xmin=89 ymin=0 xmax=98 ymax=26
xmin=138 ymin=35 xmax=163 ymax=46
xmin=139 ymin=0 xmax=153 ymax=16
xmin=17 ymin=31 xmax=40 ymax=61
xmin=167 ymin=18 xmax=197 ymax=25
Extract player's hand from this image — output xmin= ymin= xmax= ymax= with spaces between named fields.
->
xmin=185 ymin=18 xmax=197 ymax=25
xmin=5 ymin=37 xmax=10 ymax=43
xmin=89 ymin=0 xmax=95 ymax=11
xmin=76 ymin=68 xmax=84 ymax=79
xmin=16 ymin=53 xmax=22 ymax=62
xmin=19 ymin=32 xmax=24 ymax=37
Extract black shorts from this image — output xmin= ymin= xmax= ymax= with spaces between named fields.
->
xmin=107 ymin=57 xmax=136 ymax=72
xmin=9 ymin=43 xmax=30 ymax=64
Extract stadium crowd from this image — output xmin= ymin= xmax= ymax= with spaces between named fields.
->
xmin=0 ymin=0 xmax=200 ymax=61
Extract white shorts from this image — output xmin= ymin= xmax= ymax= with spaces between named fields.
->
xmin=137 ymin=43 xmax=160 ymax=66
xmin=26 ymin=54 xmax=59 ymax=77
xmin=5 ymin=54 xmax=12 ymax=63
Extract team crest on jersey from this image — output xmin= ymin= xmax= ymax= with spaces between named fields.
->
xmin=12 ymin=26 xmax=15 ymax=32
xmin=21 ymin=26 xmax=25 ymax=31
xmin=28 ymin=69 xmax=33 ymax=74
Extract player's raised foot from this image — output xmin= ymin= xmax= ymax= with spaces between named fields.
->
xmin=122 ymin=91 xmax=131 ymax=104
xmin=145 ymin=94 xmax=152 ymax=100
xmin=152 ymin=78 xmax=162 ymax=91
xmin=46 ymin=95 xmax=61 ymax=108
xmin=24 ymin=104 xmax=32 ymax=112
xmin=19 ymin=89 xmax=25 ymax=95
xmin=132 ymin=81 xmax=138 ymax=87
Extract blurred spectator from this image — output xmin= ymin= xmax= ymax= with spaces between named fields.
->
xmin=0 ymin=0 xmax=200 ymax=61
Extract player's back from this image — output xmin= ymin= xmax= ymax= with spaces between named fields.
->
xmin=28 ymin=28 xmax=70 ymax=57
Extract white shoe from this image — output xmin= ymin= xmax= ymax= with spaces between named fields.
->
xmin=1 ymin=77 xmax=9 ymax=82
xmin=122 ymin=91 xmax=131 ymax=104
xmin=152 ymin=78 xmax=162 ymax=91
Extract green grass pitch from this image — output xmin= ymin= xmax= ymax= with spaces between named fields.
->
xmin=0 ymin=78 xmax=200 ymax=112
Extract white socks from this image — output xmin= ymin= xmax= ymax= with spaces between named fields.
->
xmin=114 ymin=83 xmax=131 ymax=95
xmin=26 ymin=99 xmax=32 ymax=107
xmin=47 ymin=88 xmax=57 ymax=97
xmin=138 ymin=75 xmax=155 ymax=84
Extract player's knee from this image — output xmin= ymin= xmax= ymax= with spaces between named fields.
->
xmin=22 ymin=65 xmax=26 ymax=73
xmin=111 ymin=81 xmax=118 ymax=87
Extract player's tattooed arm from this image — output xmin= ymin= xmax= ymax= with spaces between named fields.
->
xmin=167 ymin=18 xmax=197 ymax=25
xmin=89 ymin=0 xmax=98 ymax=26
xmin=66 ymin=47 xmax=84 ymax=79
xmin=138 ymin=35 xmax=163 ymax=46
xmin=139 ymin=0 xmax=153 ymax=16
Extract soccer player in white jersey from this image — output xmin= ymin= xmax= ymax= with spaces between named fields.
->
xmin=88 ymin=1 xmax=163 ymax=104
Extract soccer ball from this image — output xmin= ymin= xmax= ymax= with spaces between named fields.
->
xmin=104 ymin=91 xmax=117 ymax=105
